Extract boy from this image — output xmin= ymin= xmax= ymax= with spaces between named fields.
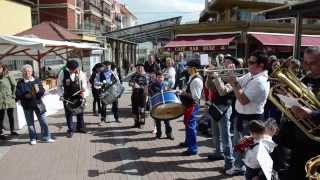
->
xmin=149 ymin=72 xmax=174 ymax=140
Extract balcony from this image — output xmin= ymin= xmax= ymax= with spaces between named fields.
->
xmin=115 ymin=14 xmax=121 ymax=22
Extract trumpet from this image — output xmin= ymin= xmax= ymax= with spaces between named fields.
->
xmin=198 ymin=68 xmax=248 ymax=78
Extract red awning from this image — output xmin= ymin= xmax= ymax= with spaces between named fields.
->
xmin=249 ymin=32 xmax=320 ymax=47
xmin=165 ymin=34 xmax=236 ymax=48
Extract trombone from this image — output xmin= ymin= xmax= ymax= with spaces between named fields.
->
xmin=197 ymin=68 xmax=248 ymax=78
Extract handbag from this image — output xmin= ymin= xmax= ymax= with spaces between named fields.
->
xmin=208 ymin=103 xmax=228 ymax=121
xmin=36 ymin=99 xmax=47 ymax=114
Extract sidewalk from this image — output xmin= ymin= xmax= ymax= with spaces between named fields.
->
xmin=0 ymin=87 xmax=241 ymax=180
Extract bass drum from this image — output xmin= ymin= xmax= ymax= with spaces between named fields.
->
xmin=65 ymin=95 xmax=86 ymax=115
xmin=150 ymin=91 xmax=185 ymax=120
xmin=100 ymin=82 xmax=125 ymax=104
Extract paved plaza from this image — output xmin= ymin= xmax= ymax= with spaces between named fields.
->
xmin=0 ymin=88 xmax=241 ymax=180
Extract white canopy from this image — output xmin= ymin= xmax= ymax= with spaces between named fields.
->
xmin=0 ymin=35 xmax=105 ymax=61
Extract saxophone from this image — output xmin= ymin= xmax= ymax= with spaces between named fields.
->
xmin=305 ymin=155 xmax=320 ymax=180
xmin=268 ymin=65 xmax=320 ymax=142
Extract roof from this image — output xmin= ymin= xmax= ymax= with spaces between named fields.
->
xmin=16 ymin=21 xmax=82 ymax=41
xmin=259 ymin=0 xmax=320 ymax=19
xmin=249 ymin=32 xmax=320 ymax=47
xmin=104 ymin=17 xmax=182 ymax=43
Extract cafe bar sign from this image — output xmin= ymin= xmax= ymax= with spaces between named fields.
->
xmin=165 ymin=45 xmax=226 ymax=52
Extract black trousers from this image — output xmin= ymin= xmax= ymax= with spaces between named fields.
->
xmin=0 ymin=108 xmax=15 ymax=133
xmin=155 ymin=120 xmax=172 ymax=137
xmin=63 ymin=103 xmax=85 ymax=132
xmin=101 ymin=100 xmax=119 ymax=121
xmin=131 ymin=89 xmax=146 ymax=125
xmin=92 ymin=97 xmax=101 ymax=113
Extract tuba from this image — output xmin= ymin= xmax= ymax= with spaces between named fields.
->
xmin=268 ymin=65 xmax=320 ymax=142
xmin=305 ymin=155 xmax=320 ymax=180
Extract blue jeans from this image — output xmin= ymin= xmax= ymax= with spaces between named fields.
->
xmin=185 ymin=104 xmax=200 ymax=154
xmin=211 ymin=105 xmax=234 ymax=170
xmin=24 ymin=108 xmax=51 ymax=141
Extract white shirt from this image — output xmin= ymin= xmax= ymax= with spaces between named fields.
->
xmin=57 ymin=69 xmax=88 ymax=97
xmin=165 ymin=67 xmax=176 ymax=88
xmin=235 ymin=70 xmax=270 ymax=114
xmin=243 ymin=135 xmax=277 ymax=169
xmin=188 ymin=74 xmax=203 ymax=101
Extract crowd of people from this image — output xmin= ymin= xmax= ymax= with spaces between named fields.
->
xmin=0 ymin=46 xmax=319 ymax=180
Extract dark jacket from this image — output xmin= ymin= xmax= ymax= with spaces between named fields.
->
xmin=16 ymin=78 xmax=45 ymax=109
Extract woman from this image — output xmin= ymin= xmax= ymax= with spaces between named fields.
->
xmin=89 ymin=63 xmax=103 ymax=116
xmin=164 ymin=57 xmax=176 ymax=89
xmin=0 ymin=64 xmax=18 ymax=140
xmin=16 ymin=64 xmax=55 ymax=145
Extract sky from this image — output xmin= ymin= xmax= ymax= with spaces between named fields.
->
xmin=119 ymin=0 xmax=205 ymax=24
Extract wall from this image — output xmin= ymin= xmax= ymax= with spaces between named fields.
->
xmin=0 ymin=0 xmax=32 ymax=35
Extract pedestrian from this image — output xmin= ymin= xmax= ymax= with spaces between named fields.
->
xmin=16 ymin=64 xmax=55 ymax=145
xmin=0 ymin=63 xmax=18 ymax=140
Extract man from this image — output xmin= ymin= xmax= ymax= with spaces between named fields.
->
xmin=179 ymin=59 xmax=203 ymax=156
xmin=226 ymin=51 xmax=270 ymax=175
xmin=149 ymin=72 xmax=174 ymax=140
xmin=129 ymin=63 xmax=148 ymax=128
xmin=144 ymin=54 xmax=161 ymax=74
xmin=205 ymin=56 xmax=240 ymax=172
xmin=57 ymin=60 xmax=88 ymax=138
xmin=94 ymin=61 xmax=120 ymax=124
xmin=281 ymin=46 xmax=320 ymax=180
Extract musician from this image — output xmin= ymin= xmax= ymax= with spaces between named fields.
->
xmin=94 ymin=61 xmax=120 ymax=123
xmin=16 ymin=64 xmax=55 ymax=145
xmin=179 ymin=59 xmax=203 ymax=156
xmin=205 ymin=56 xmax=240 ymax=171
xmin=57 ymin=60 xmax=88 ymax=138
xmin=149 ymin=72 xmax=174 ymax=140
xmin=129 ymin=63 xmax=148 ymax=128
xmin=226 ymin=51 xmax=270 ymax=175
xmin=280 ymin=46 xmax=320 ymax=180
xmin=89 ymin=63 xmax=104 ymax=116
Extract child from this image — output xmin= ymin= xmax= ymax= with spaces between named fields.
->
xmin=148 ymin=72 xmax=174 ymax=140
xmin=238 ymin=119 xmax=278 ymax=180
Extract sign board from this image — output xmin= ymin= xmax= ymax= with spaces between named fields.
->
xmin=200 ymin=54 xmax=209 ymax=65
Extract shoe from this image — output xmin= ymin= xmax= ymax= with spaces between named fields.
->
xmin=166 ymin=135 xmax=174 ymax=140
xmin=207 ymin=154 xmax=224 ymax=161
xmin=152 ymin=128 xmax=157 ymax=134
xmin=225 ymin=167 xmax=245 ymax=176
xmin=94 ymin=113 xmax=99 ymax=116
xmin=155 ymin=135 xmax=161 ymax=139
xmin=181 ymin=150 xmax=197 ymax=156
xmin=67 ymin=131 xmax=73 ymax=138
xmin=76 ymin=129 xmax=87 ymax=134
xmin=115 ymin=119 xmax=121 ymax=123
xmin=30 ymin=140 xmax=37 ymax=145
xmin=178 ymin=142 xmax=187 ymax=147
xmin=0 ymin=134 xmax=7 ymax=140
xmin=99 ymin=121 xmax=105 ymax=126
xmin=43 ymin=138 xmax=55 ymax=143
xmin=10 ymin=131 xmax=19 ymax=136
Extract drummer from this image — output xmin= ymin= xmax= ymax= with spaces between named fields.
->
xmin=129 ymin=63 xmax=148 ymax=128
xmin=149 ymin=72 xmax=174 ymax=140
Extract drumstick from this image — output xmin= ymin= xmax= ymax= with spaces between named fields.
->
xmin=71 ymin=90 xmax=82 ymax=97
xmin=61 ymin=98 xmax=75 ymax=105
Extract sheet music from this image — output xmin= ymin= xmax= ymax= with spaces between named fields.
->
xmin=276 ymin=94 xmax=302 ymax=108
xmin=257 ymin=143 xmax=273 ymax=180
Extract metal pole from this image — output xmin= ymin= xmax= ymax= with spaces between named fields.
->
xmin=37 ymin=0 xmax=40 ymax=24
xmin=293 ymin=12 xmax=302 ymax=59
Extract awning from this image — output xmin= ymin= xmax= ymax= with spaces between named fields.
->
xmin=164 ymin=34 xmax=236 ymax=52
xmin=249 ymin=32 xmax=320 ymax=47
xmin=0 ymin=35 xmax=105 ymax=61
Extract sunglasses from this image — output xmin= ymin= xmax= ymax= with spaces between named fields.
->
xmin=248 ymin=60 xmax=257 ymax=65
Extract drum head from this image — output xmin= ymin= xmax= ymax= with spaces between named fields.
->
xmin=151 ymin=103 xmax=185 ymax=120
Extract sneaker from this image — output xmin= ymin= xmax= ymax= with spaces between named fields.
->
xmin=43 ymin=138 xmax=55 ymax=143
xmin=76 ymin=129 xmax=87 ymax=134
xmin=166 ymin=135 xmax=174 ymax=140
xmin=67 ymin=131 xmax=73 ymax=138
xmin=225 ymin=167 xmax=244 ymax=176
xmin=207 ymin=153 xmax=224 ymax=161
xmin=30 ymin=140 xmax=37 ymax=145
xmin=10 ymin=131 xmax=19 ymax=136
xmin=178 ymin=142 xmax=187 ymax=148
